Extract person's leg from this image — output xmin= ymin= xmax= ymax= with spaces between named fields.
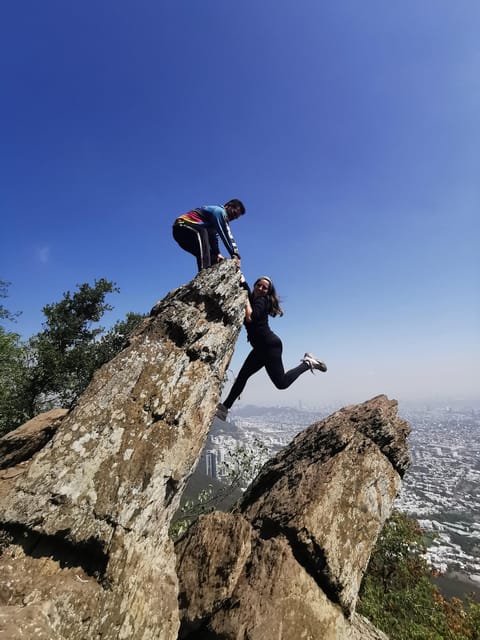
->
xmin=222 ymin=349 xmax=265 ymax=409
xmin=264 ymin=337 xmax=310 ymax=390
xmin=172 ymin=225 xmax=211 ymax=271
xmin=196 ymin=227 xmax=212 ymax=269
xmin=208 ymin=227 xmax=219 ymax=266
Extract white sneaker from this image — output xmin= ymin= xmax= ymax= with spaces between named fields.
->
xmin=215 ymin=403 xmax=228 ymax=421
xmin=302 ymin=353 xmax=327 ymax=373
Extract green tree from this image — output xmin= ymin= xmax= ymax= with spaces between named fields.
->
xmin=0 ymin=281 xmax=27 ymax=435
xmin=359 ymin=510 xmax=480 ymax=640
xmin=0 ymin=280 xmax=20 ymax=323
xmin=24 ymin=279 xmax=119 ymax=414
xmin=23 ymin=280 xmax=145 ymax=417
xmin=94 ymin=312 xmax=146 ymax=365
xmin=0 ymin=278 xmax=145 ymax=434
xmin=0 ymin=327 xmax=29 ymax=435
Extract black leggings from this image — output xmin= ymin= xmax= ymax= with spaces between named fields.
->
xmin=173 ymin=224 xmax=213 ymax=271
xmin=223 ymin=335 xmax=309 ymax=409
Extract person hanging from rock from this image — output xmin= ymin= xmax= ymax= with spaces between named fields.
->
xmin=216 ymin=276 xmax=327 ymax=421
xmin=172 ymin=199 xmax=245 ymax=272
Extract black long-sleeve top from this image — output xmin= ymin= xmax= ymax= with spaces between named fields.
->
xmin=245 ymin=294 xmax=276 ymax=348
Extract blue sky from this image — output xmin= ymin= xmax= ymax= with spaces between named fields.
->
xmin=1 ymin=1 xmax=478 ymax=409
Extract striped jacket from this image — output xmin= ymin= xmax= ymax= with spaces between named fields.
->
xmin=174 ymin=205 xmax=240 ymax=258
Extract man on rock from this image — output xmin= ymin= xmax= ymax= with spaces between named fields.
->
xmin=172 ymin=199 xmax=245 ymax=272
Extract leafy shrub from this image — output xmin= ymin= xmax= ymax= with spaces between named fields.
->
xmin=359 ymin=511 xmax=480 ymax=640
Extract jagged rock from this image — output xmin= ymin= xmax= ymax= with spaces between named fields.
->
xmin=0 ymin=261 xmax=246 ymax=640
xmin=0 ymin=409 xmax=68 ymax=470
xmin=176 ymin=395 xmax=410 ymax=639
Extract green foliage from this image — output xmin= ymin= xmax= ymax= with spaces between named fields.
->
xmin=465 ymin=601 xmax=480 ymax=639
xmin=25 ymin=279 xmax=121 ymax=413
xmin=170 ymin=437 xmax=269 ymax=541
xmin=0 ymin=327 xmax=29 ymax=435
xmin=169 ymin=485 xmax=217 ymax=540
xmin=94 ymin=312 xmax=146 ymax=365
xmin=0 ymin=280 xmax=20 ymax=323
xmin=0 ymin=282 xmax=27 ymax=434
xmin=0 ymin=278 xmax=145 ymax=434
xmin=359 ymin=510 xmax=480 ymax=640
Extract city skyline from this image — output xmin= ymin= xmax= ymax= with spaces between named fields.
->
xmin=198 ymin=403 xmax=480 ymax=599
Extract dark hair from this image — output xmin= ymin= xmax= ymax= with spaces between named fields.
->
xmin=253 ymin=277 xmax=284 ymax=318
xmin=225 ymin=199 xmax=246 ymax=215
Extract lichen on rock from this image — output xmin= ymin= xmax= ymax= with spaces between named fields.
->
xmin=0 ymin=260 xmax=246 ymax=640
xmin=176 ymin=395 xmax=410 ymax=640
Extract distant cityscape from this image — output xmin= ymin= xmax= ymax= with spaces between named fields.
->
xmin=395 ymin=405 xmax=480 ymax=596
xmin=199 ymin=401 xmax=480 ymax=598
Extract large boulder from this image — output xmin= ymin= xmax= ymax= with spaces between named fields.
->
xmin=0 ymin=260 xmax=246 ymax=640
xmin=176 ymin=395 xmax=410 ymax=640
xmin=0 ymin=409 xmax=68 ymax=470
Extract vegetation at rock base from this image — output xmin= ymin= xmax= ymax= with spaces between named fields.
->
xmin=3 ymin=281 xmax=480 ymax=639
xmin=0 ymin=281 xmax=28 ymax=433
xmin=172 ymin=448 xmax=480 ymax=640
xmin=0 ymin=278 xmax=145 ymax=436
xmin=359 ymin=510 xmax=480 ymax=639
xmin=170 ymin=437 xmax=268 ymax=540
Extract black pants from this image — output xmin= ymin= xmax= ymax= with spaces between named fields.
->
xmin=172 ymin=223 xmax=215 ymax=271
xmin=223 ymin=334 xmax=309 ymax=409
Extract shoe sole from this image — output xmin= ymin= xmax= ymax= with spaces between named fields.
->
xmin=304 ymin=353 xmax=327 ymax=373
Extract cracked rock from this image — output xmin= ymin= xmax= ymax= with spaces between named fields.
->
xmin=0 ymin=261 xmax=246 ymax=640
xmin=176 ymin=395 xmax=410 ymax=639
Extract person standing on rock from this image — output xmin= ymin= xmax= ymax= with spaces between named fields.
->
xmin=216 ymin=276 xmax=327 ymax=421
xmin=172 ymin=199 xmax=245 ymax=272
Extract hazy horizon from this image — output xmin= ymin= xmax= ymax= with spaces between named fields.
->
xmin=2 ymin=3 xmax=478 ymax=411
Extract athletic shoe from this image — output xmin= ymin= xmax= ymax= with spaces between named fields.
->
xmin=302 ymin=353 xmax=327 ymax=373
xmin=215 ymin=403 xmax=228 ymax=421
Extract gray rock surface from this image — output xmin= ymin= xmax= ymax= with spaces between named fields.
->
xmin=0 ymin=263 xmax=410 ymax=640
xmin=176 ymin=395 xmax=410 ymax=639
xmin=0 ymin=409 xmax=68 ymax=470
xmin=0 ymin=260 xmax=246 ymax=640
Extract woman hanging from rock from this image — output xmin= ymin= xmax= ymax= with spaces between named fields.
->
xmin=216 ymin=276 xmax=327 ymax=421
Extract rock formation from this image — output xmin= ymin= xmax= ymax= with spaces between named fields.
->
xmin=0 ymin=409 xmax=68 ymax=471
xmin=0 ymin=259 xmax=411 ymax=640
xmin=176 ymin=395 xmax=410 ymax=640
xmin=0 ymin=260 xmax=247 ymax=640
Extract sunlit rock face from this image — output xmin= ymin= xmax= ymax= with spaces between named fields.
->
xmin=0 ymin=408 xmax=68 ymax=470
xmin=0 ymin=260 xmax=246 ymax=640
xmin=176 ymin=395 xmax=410 ymax=640
xmin=0 ymin=260 xmax=410 ymax=640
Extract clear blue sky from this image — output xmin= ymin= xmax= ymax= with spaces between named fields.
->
xmin=1 ymin=1 xmax=478 ymax=409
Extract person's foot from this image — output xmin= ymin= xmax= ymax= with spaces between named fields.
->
xmin=215 ymin=402 xmax=228 ymax=421
xmin=302 ymin=353 xmax=327 ymax=373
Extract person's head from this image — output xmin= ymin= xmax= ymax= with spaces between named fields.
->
xmin=252 ymin=276 xmax=283 ymax=317
xmin=224 ymin=199 xmax=246 ymax=221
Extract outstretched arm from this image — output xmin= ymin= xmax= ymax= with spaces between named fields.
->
xmin=245 ymin=298 xmax=253 ymax=323
xmin=202 ymin=206 xmax=241 ymax=259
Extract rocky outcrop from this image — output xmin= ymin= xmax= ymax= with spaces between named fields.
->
xmin=0 ymin=409 xmax=68 ymax=470
xmin=0 ymin=261 xmax=411 ymax=640
xmin=176 ymin=395 xmax=410 ymax=640
xmin=0 ymin=261 xmax=247 ymax=640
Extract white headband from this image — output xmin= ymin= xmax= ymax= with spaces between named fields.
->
xmin=257 ymin=276 xmax=273 ymax=287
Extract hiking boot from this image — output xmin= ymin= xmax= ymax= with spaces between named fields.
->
xmin=215 ymin=403 xmax=228 ymax=421
xmin=302 ymin=353 xmax=327 ymax=373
